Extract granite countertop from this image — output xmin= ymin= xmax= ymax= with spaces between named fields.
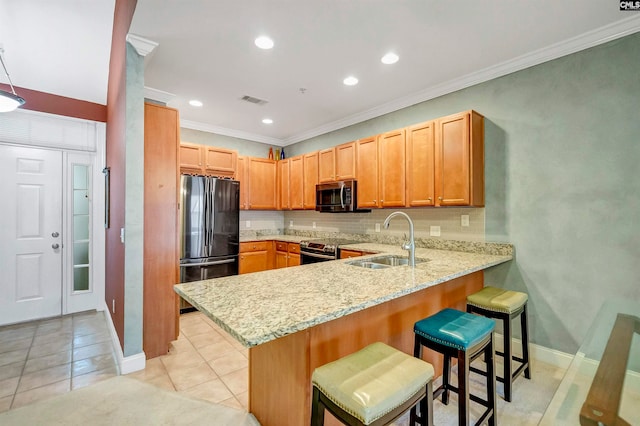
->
xmin=175 ymin=243 xmax=512 ymax=348
xmin=239 ymin=235 xmax=306 ymax=243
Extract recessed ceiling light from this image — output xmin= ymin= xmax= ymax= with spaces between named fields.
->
xmin=381 ymin=52 xmax=399 ymax=65
xmin=262 ymin=118 xmax=273 ymax=124
xmin=343 ymin=76 xmax=359 ymax=86
xmin=254 ymin=36 xmax=274 ymax=49
xmin=189 ymin=99 xmax=203 ymax=107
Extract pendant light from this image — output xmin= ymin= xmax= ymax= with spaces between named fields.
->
xmin=0 ymin=47 xmax=26 ymax=112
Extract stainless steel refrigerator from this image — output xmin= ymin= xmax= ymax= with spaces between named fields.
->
xmin=179 ymin=175 xmax=240 ymax=312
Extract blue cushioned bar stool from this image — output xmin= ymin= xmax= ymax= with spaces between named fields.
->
xmin=411 ymin=308 xmax=497 ymax=426
xmin=311 ymin=342 xmax=435 ymax=426
xmin=466 ymin=286 xmax=531 ymax=402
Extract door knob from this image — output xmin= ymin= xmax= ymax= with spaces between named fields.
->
xmin=52 ymin=232 xmax=60 ymax=238
xmin=52 ymin=243 xmax=60 ymax=249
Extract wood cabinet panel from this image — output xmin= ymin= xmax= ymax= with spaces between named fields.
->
xmin=318 ymin=148 xmax=335 ymax=183
xmin=143 ymin=103 xmax=179 ymax=358
xmin=277 ymin=159 xmax=290 ymax=210
xmin=406 ymin=121 xmax=435 ymax=206
xmin=435 ymin=110 xmax=484 ymax=207
xmin=318 ymin=142 xmax=356 ymax=182
xmin=378 ymin=129 xmax=406 ymax=207
xmin=356 ymin=137 xmax=378 ymax=208
xmin=303 ymin=152 xmax=318 ymax=209
xmin=289 ymin=155 xmax=304 ymax=210
xmin=248 ymin=158 xmax=277 ymax=209
xmin=179 ymin=142 xmax=203 ymax=174
xmin=236 ymin=156 xmax=248 ymax=210
xmin=204 ymin=146 xmax=237 ymax=177
xmin=240 ymin=241 xmax=271 ymax=252
xmin=239 ymin=241 xmax=272 ymax=274
xmin=274 ymin=241 xmax=301 ymax=268
xmin=339 ymin=249 xmax=365 ymax=259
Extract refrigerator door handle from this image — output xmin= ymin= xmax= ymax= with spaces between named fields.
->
xmin=181 ymin=259 xmax=236 ymax=267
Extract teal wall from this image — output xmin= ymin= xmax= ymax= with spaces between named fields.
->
xmin=288 ymin=33 xmax=640 ymax=354
xmin=123 ymin=42 xmax=144 ymax=357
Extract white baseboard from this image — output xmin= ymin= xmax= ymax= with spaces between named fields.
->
xmin=493 ymin=332 xmax=574 ymax=370
xmin=101 ymin=302 xmax=146 ymax=375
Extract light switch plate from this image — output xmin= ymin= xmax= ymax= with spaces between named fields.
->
xmin=461 ymin=215 xmax=470 ymax=227
xmin=312 ymin=222 xmax=316 ymax=229
xmin=246 ymin=220 xmax=251 ymax=228
xmin=120 ymin=227 xmax=125 ymax=243
xmin=289 ymin=220 xmax=294 ymax=227
xmin=375 ymin=223 xmax=381 ymax=232
xmin=430 ymin=226 xmax=441 ymax=237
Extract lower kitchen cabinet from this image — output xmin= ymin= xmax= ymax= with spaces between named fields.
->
xmin=340 ymin=249 xmax=375 ymax=259
xmin=275 ymin=241 xmax=300 ymax=268
xmin=239 ymin=241 xmax=273 ymax=274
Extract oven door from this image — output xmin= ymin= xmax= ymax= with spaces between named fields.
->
xmin=300 ymin=250 xmax=336 ymax=265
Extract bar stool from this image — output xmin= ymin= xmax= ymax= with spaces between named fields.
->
xmin=411 ymin=308 xmax=497 ymax=426
xmin=467 ymin=286 xmax=531 ymax=402
xmin=311 ymin=342 xmax=435 ymax=426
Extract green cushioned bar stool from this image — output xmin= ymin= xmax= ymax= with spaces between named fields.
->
xmin=412 ymin=308 xmax=497 ymax=426
xmin=467 ymin=286 xmax=531 ymax=402
xmin=311 ymin=342 xmax=435 ymax=426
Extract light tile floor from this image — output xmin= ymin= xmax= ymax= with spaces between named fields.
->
xmin=127 ymin=311 xmax=250 ymax=410
xmin=0 ymin=310 xmax=118 ymax=413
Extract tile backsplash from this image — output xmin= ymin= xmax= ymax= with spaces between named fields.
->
xmin=240 ymin=208 xmax=485 ymax=242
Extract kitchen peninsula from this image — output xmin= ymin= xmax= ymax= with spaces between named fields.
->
xmin=175 ymin=242 xmax=512 ymax=426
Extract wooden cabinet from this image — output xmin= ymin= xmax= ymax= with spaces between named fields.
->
xmin=356 ymin=137 xmax=378 ymax=208
xmin=303 ymin=152 xmax=318 ymax=209
xmin=318 ymin=142 xmax=356 ymax=182
xmin=339 ymin=249 xmax=375 ymax=259
xmin=239 ymin=241 xmax=273 ymax=274
xmin=179 ymin=142 xmax=237 ymax=177
xmin=289 ymin=156 xmax=304 ymax=210
xmin=237 ymin=156 xmax=249 ymax=210
xmin=378 ymin=129 xmax=406 ymax=207
xmin=143 ymin=102 xmax=179 ymax=359
xmin=248 ymin=158 xmax=277 ymax=209
xmin=406 ymin=121 xmax=436 ymax=207
xmin=277 ymin=159 xmax=290 ymax=210
xmin=275 ymin=242 xmax=300 ymax=268
xmin=356 ymin=131 xmax=405 ymax=208
xmin=435 ymin=110 xmax=484 ymax=207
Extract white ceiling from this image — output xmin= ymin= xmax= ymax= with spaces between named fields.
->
xmin=2 ymin=1 xmax=639 ymax=146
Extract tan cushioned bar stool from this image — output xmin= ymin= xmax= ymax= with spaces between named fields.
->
xmin=467 ymin=286 xmax=531 ymax=402
xmin=311 ymin=342 xmax=435 ymax=426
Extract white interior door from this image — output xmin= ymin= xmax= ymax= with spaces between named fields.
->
xmin=0 ymin=145 xmax=63 ymax=325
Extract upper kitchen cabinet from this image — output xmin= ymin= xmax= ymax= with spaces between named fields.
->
xmin=318 ymin=141 xmax=356 ymax=182
xmin=237 ymin=156 xmax=248 ymax=210
xmin=303 ymin=152 xmax=319 ymax=209
xmin=179 ymin=142 xmax=237 ymax=177
xmin=248 ymin=157 xmax=277 ymax=209
xmin=356 ymin=136 xmax=378 ymax=208
xmin=289 ymin=155 xmax=304 ymax=210
xmin=406 ymin=121 xmax=436 ymax=207
xmin=435 ymin=110 xmax=484 ymax=207
xmin=378 ymin=129 xmax=406 ymax=207
xmin=356 ymin=130 xmax=406 ymax=208
xmin=277 ymin=158 xmax=290 ymax=210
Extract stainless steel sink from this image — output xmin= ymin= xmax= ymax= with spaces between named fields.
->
xmin=347 ymin=255 xmax=425 ymax=269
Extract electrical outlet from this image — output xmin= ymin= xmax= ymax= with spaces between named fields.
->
xmin=290 ymin=220 xmax=294 ymax=228
xmin=430 ymin=226 xmax=441 ymax=237
xmin=375 ymin=223 xmax=381 ymax=232
xmin=461 ymin=215 xmax=470 ymax=227
xmin=246 ymin=220 xmax=251 ymax=228
xmin=312 ymin=222 xmax=316 ymax=229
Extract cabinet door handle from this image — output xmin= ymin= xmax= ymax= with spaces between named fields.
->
xmin=438 ymin=197 xmax=443 ymax=201
xmin=427 ymin=197 xmax=432 ymax=201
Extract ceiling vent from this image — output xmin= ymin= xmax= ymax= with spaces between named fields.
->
xmin=240 ymin=95 xmax=268 ymax=106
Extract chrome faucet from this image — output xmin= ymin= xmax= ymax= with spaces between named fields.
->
xmin=383 ymin=211 xmax=416 ymax=267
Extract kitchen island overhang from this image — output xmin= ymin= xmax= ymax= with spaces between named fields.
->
xmin=174 ymin=243 xmax=512 ymax=426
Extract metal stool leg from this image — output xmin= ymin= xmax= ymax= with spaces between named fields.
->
xmin=503 ymin=311 xmax=513 ymax=402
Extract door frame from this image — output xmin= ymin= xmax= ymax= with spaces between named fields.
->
xmin=0 ymin=109 xmax=106 ymax=318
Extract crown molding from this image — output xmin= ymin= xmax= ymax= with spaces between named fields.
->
xmin=126 ymin=34 xmax=158 ymax=57
xmin=144 ymin=86 xmax=175 ymax=104
xmin=180 ymin=119 xmax=283 ymax=146
xmin=279 ymin=15 xmax=640 ymax=145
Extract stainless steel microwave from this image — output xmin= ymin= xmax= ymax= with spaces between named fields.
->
xmin=315 ymin=180 xmax=370 ymax=213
